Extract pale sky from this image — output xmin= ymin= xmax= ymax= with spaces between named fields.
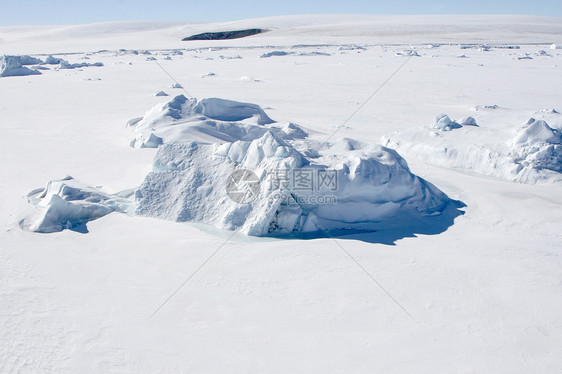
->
xmin=0 ymin=0 xmax=560 ymax=26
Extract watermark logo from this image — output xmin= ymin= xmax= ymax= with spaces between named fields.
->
xmin=226 ymin=168 xmax=338 ymax=205
xmin=268 ymin=192 xmax=337 ymax=205
xmin=268 ymin=168 xmax=338 ymax=192
xmin=226 ymin=169 xmax=260 ymax=204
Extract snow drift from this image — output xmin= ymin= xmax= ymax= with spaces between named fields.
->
xmin=382 ymin=115 xmax=562 ymax=183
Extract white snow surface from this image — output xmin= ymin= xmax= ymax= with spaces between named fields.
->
xmin=1 ymin=15 xmax=562 ymax=374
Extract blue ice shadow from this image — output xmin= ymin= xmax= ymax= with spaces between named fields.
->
xmin=265 ymin=200 xmax=466 ymax=245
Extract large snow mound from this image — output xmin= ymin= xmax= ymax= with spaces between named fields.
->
xmin=0 ymin=55 xmax=42 ymax=77
xmin=21 ymin=177 xmax=132 ymax=233
xmin=382 ymin=115 xmax=562 ymax=183
xmin=135 ymin=132 xmax=454 ymax=236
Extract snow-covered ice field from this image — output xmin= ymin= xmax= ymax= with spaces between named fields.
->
xmin=1 ymin=15 xmax=562 ymax=373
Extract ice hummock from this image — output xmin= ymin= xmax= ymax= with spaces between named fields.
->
xmin=45 ymin=55 xmax=63 ymax=64
xmin=21 ymin=177 xmax=132 ymax=233
xmin=509 ymin=118 xmax=562 ymax=176
xmin=135 ymin=131 xmax=453 ymax=236
xmin=0 ymin=55 xmax=42 ymax=77
xmin=260 ymin=51 xmax=292 ymax=58
xmin=382 ymin=115 xmax=562 ymax=183
xmin=58 ymin=60 xmax=104 ymax=69
xmin=432 ymin=113 xmax=462 ymax=131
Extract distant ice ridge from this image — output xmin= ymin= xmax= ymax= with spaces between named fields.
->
xmin=382 ymin=114 xmax=562 ymax=183
xmin=0 ymin=55 xmax=42 ymax=77
xmin=1 ymin=54 xmax=103 ymax=77
xmin=58 ymin=60 xmax=104 ymax=69
xmin=24 ymin=95 xmax=459 ymax=236
xmin=260 ymin=51 xmax=292 ymax=58
xmin=21 ymin=177 xmax=132 ymax=233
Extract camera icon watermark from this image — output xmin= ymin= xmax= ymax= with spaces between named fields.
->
xmin=226 ymin=169 xmax=261 ymax=204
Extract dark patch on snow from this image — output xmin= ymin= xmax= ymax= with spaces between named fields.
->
xmin=182 ymin=29 xmax=265 ymax=41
